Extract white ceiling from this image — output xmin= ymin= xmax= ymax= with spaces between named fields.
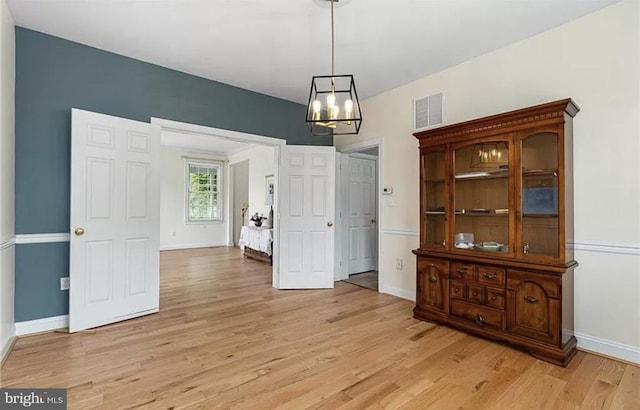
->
xmin=161 ymin=130 xmax=254 ymax=156
xmin=7 ymin=0 xmax=620 ymax=104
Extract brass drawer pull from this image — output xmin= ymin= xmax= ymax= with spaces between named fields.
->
xmin=456 ymin=268 xmax=468 ymax=276
xmin=475 ymin=313 xmax=485 ymax=326
xmin=472 ymin=291 xmax=478 ymax=296
xmin=454 ymin=288 xmax=459 ymax=293
xmin=491 ymin=296 xmax=497 ymax=301
xmin=484 ymin=273 xmax=496 ymax=280
xmin=524 ymin=295 xmax=539 ymax=304
xmin=429 ymin=276 xmax=438 ymax=283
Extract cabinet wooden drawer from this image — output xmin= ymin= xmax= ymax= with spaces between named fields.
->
xmin=450 ymin=280 xmax=466 ymax=300
xmin=451 ymin=262 xmax=475 ymax=281
xmin=478 ymin=266 xmax=506 ymax=287
xmin=486 ymin=288 xmax=505 ymax=309
xmin=467 ymin=284 xmax=485 ymax=304
xmin=450 ymin=300 xmax=504 ymax=329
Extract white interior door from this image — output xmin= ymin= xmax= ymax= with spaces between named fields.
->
xmin=349 ymin=156 xmax=377 ymax=274
xmin=279 ymin=145 xmax=335 ymax=288
xmin=69 ymin=109 xmax=160 ymax=332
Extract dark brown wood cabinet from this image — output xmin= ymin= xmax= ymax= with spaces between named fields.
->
xmin=412 ymin=99 xmax=579 ymax=366
xmin=416 ymin=257 xmax=449 ymax=316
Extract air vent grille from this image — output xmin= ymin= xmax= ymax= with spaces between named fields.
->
xmin=415 ymin=92 xmax=444 ymax=130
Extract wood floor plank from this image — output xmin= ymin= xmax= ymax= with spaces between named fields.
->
xmin=0 ymin=247 xmax=637 ymax=410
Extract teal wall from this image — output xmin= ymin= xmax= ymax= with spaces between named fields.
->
xmin=14 ymin=27 xmax=330 ymax=322
xmin=15 ymin=243 xmax=69 ymax=322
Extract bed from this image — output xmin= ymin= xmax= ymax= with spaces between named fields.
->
xmin=238 ymin=225 xmax=273 ymax=265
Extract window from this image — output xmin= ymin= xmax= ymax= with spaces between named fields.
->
xmin=185 ymin=161 xmax=223 ymax=222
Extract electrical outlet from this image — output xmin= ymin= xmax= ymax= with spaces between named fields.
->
xmin=60 ymin=277 xmax=70 ymax=290
xmin=395 ymin=258 xmax=403 ymax=270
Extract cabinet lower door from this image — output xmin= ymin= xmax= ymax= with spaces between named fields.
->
xmin=416 ymin=258 xmax=449 ymax=314
xmin=507 ymin=277 xmax=560 ymax=345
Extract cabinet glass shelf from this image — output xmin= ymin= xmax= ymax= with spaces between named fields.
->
xmin=455 ymin=169 xmax=508 ymax=180
xmin=523 ymin=168 xmax=558 ymax=177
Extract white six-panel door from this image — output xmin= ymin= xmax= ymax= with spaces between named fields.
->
xmin=279 ymin=146 xmax=336 ymax=288
xmin=348 ymin=156 xmax=377 ymax=274
xmin=69 ymin=109 xmax=160 ymax=332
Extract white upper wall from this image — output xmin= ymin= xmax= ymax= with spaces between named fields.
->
xmin=159 ymin=147 xmax=229 ymax=250
xmin=228 ymin=145 xmax=276 ymax=221
xmin=336 ymin=0 xmax=639 ymax=358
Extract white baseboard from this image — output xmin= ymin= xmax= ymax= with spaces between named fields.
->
xmin=575 ymin=331 xmax=640 ymax=364
xmin=160 ymin=241 xmax=228 ymax=251
xmin=1 ymin=325 xmax=16 ymax=363
xmin=15 ymin=315 xmax=69 ymax=336
xmin=382 ymin=285 xmax=416 ymax=302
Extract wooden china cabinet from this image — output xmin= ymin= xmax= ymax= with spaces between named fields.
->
xmin=412 ymin=99 xmax=579 ymax=366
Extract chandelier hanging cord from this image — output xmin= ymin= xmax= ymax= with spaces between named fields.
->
xmin=305 ymin=0 xmax=362 ymax=135
xmin=330 ymin=0 xmax=335 ymax=87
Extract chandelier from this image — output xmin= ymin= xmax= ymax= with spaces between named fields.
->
xmin=306 ymin=0 xmax=362 ymax=136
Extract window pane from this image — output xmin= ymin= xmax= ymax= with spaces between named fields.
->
xmin=187 ymin=162 xmax=221 ymax=221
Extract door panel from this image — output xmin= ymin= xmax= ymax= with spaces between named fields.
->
xmin=348 ymin=157 xmax=377 ymax=274
xmin=279 ymin=146 xmax=335 ymax=288
xmin=70 ymin=108 xmax=160 ymax=332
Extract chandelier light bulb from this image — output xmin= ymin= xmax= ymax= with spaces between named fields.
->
xmin=327 ymin=93 xmax=336 ymax=107
xmin=312 ymin=100 xmax=321 ymax=121
xmin=344 ymin=99 xmax=353 ymax=113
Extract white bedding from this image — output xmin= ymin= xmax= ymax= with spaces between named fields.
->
xmin=238 ymin=226 xmax=273 ymax=256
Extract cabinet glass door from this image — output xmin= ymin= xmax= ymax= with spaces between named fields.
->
xmin=422 ymin=149 xmax=446 ymax=248
xmin=520 ymin=132 xmax=559 ymax=258
xmin=453 ymin=139 xmax=510 ymax=254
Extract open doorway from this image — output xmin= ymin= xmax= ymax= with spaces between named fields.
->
xmin=336 ymin=140 xmax=382 ymax=292
xmin=152 ymin=118 xmax=284 ymax=287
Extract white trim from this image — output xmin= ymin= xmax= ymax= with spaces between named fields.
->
xmin=349 ymin=152 xmax=378 ymax=161
xmin=575 ymin=331 xmax=640 ymax=364
xmin=1 ymin=237 xmax=15 ymax=250
xmin=160 ymin=241 xmax=228 ymax=251
xmin=338 ymin=138 xmax=383 ymax=155
xmin=384 ymin=229 xmax=420 ymax=237
xmin=572 ymin=241 xmax=640 ymax=256
xmin=382 ymin=285 xmax=416 ymax=302
xmin=14 ymin=233 xmax=70 ymax=244
xmin=151 ymin=118 xmax=287 ymax=147
xmin=15 ymin=315 xmax=69 ymax=336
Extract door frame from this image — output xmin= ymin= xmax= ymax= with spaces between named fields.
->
xmin=150 ymin=118 xmax=285 ymax=288
xmin=337 ymin=138 xmax=384 ymax=292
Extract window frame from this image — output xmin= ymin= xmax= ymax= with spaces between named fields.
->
xmin=184 ymin=159 xmax=224 ymax=224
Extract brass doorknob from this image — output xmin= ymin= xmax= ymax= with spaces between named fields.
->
xmin=74 ymin=228 xmax=85 ymax=236
xmin=327 ymin=221 xmax=334 ymax=227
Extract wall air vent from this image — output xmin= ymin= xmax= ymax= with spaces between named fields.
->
xmin=414 ymin=92 xmax=444 ymax=130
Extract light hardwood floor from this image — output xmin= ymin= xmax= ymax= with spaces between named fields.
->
xmin=1 ymin=247 xmax=637 ymax=409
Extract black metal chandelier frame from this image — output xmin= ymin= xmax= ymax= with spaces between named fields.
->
xmin=305 ymin=0 xmax=362 ymax=136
